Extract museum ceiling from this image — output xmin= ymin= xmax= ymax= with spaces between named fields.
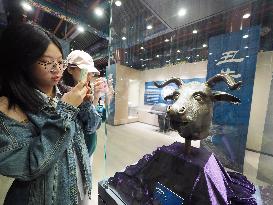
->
xmin=1 ymin=0 xmax=273 ymax=70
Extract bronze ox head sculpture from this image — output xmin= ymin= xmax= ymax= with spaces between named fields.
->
xmin=154 ymin=73 xmax=241 ymax=154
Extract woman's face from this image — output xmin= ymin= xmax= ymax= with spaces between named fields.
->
xmin=68 ymin=66 xmax=81 ymax=84
xmin=68 ymin=68 xmax=94 ymax=85
xmin=32 ymin=43 xmax=64 ymax=91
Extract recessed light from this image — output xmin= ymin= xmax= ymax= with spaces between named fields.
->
xmin=95 ymin=7 xmax=104 ymax=17
xmin=243 ymin=13 xmax=251 ymax=19
xmin=126 ymin=61 xmax=128 ymax=63
xmin=21 ymin=2 xmax=32 ymax=12
xmin=202 ymin=44 xmax=207 ymax=48
xmin=178 ymin=8 xmax=186 ymax=16
xmin=209 ymin=53 xmax=212 ymax=55
xmin=214 ymin=60 xmax=217 ymax=62
xmin=243 ymin=34 xmax=249 ymax=39
xmin=146 ymin=25 xmax=153 ymax=30
xmin=140 ymin=46 xmax=144 ymax=49
xmin=246 ymin=56 xmax=249 ymax=58
xmin=77 ymin=26 xmax=85 ymax=32
xmin=165 ymin=39 xmax=170 ymax=42
xmin=192 ymin=29 xmax=198 ymax=34
xmin=156 ymin=55 xmax=160 ymax=58
xmin=122 ymin=36 xmax=126 ymax=40
xmin=177 ymin=50 xmax=181 ymax=53
xmin=140 ymin=58 xmax=143 ymax=60
xmin=196 ymin=54 xmax=199 ymax=57
xmin=244 ymin=46 xmax=248 ymax=49
xmin=115 ymin=0 xmax=122 ymax=6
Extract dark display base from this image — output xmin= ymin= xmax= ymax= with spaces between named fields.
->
xmin=105 ymin=142 xmax=257 ymax=205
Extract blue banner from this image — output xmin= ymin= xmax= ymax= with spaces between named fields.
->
xmin=204 ymin=26 xmax=260 ymax=172
xmin=144 ymin=78 xmax=205 ymax=105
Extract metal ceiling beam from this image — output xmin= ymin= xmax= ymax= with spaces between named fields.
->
xmin=53 ymin=18 xmax=63 ymax=34
xmin=27 ymin=0 xmax=108 ymax=39
xmin=63 ymin=24 xmax=77 ymax=39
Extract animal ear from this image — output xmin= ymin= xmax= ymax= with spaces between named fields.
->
xmin=212 ymin=91 xmax=241 ymax=104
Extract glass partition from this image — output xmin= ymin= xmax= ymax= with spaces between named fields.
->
xmin=98 ymin=0 xmax=273 ymax=204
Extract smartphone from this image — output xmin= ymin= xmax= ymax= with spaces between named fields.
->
xmin=79 ymin=68 xmax=88 ymax=82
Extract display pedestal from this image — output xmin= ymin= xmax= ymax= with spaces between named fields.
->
xmin=100 ymin=142 xmax=256 ymax=205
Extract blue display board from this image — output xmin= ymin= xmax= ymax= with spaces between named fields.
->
xmin=144 ymin=78 xmax=205 ymax=105
xmin=205 ymin=26 xmax=260 ymax=172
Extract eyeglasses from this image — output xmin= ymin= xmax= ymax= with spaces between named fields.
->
xmin=37 ymin=59 xmax=67 ymax=72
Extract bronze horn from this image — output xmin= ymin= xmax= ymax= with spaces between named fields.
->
xmin=206 ymin=73 xmax=242 ymax=90
xmin=153 ymin=78 xmax=183 ymax=88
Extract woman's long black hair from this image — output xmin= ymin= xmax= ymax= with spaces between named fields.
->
xmin=0 ymin=23 xmax=63 ymax=113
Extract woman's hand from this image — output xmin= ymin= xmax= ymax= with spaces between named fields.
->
xmin=92 ymin=78 xmax=108 ymax=104
xmin=61 ymin=81 xmax=90 ymax=107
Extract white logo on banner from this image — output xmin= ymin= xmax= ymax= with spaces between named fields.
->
xmin=216 ymin=50 xmax=244 ymax=65
xmin=221 ymin=68 xmax=242 ymax=79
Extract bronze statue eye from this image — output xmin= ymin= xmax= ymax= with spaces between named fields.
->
xmin=193 ymin=94 xmax=203 ymax=102
xmin=173 ymin=93 xmax=180 ymax=100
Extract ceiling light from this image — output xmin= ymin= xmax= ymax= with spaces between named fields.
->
xmin=122 ymin=36 xmax=126 ymax=40
xmin=243 ymin=34 xmax=249 ymax=39
xmin=243 ymin=13 xmax=251 ymax=19
xmin=165 ymin=39 xmax=170 ymax=42
xmin=21 ymin=2 xmax=32 ymax=12
xmin=130 ymin=66 xmax=133 ymax=68
xmin=192 ymin=29 xmax=198 ymax=34
xmin=196 ymin=54 xmax=199 ymax=57
xmin=202 ymin=44 xmax=207 ymax=48
xmin=244 ymin=46 xmax=248 ymax=49
xmin=177 ymin=50 xmax=181 ymax=53
xmin=214 ymin=60 xmax=217 ymax=62
xmin=140 ymin=46 xmax=144 ymax=49
xmin=140 ymin=58 xmax=143 ymax=60
xmin=178 ymin=8 xmax=186 ymax=16
xmin=166 ymin=60 xmax=169 ymax=63
xmin=115 ymin=0 xmax=122 ymax=6
xmin=246 ymin=56 xmax=249 ymax=58
xmin=95 ymin=7 xmax=104 ymax=17
xmin=209 ymin=53 xmax=212 ymax=55
xmin=146 ymin=25 xmax=153 ymax=30
xmin=156 ymin=55 xmax=160 ymax=58
xmin=77 ymin=26 xmax=85 ymax=32
xmin=125 ymin=51 xmax=127 ymax=53
xmin=126 ymin=61 xmax=128 ymax=63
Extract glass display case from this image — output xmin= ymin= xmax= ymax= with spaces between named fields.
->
xmin=98 ymin=0 xmax=273 ymax=204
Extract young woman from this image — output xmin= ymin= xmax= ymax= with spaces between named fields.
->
xmin=60 ymin=50 xmax=112 ymax=156
xmin=59 ymin=50 xmax=102 ymax=156
xmin=0 ymin=23 xmax=94 ymax=205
